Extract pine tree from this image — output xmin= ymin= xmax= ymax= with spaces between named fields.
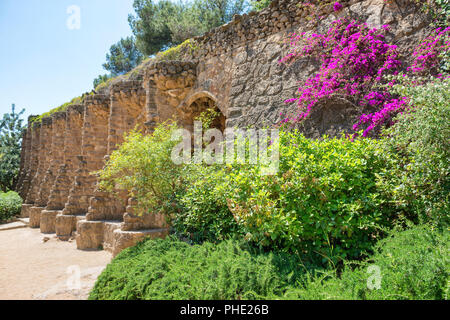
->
xmin=0 ymin=104 xmax=26 ymax=192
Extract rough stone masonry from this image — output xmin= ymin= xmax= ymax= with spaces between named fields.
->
xmin=16 ymin=0 xmax=431 ymax=256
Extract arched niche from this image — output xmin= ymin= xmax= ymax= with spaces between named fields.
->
xmin=178 ymin=91 xmax=226 ymax=132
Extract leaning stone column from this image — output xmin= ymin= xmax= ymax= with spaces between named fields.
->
xmin=78 ymin=81 xmax=147 ymax=251
xmin=20 ymin=121 xmax=41 ymax=218
xmin=28 ymin=117 xmax=53 ymax=228
xmin=86 ymin=81 xmax=147 ymax=224
xmin=17 ymin=119 xmax=34 ymax=200
xmin=52 ymin=105 xmax=84 ymax=240
xmin=38 ymin=111 xmax=67 ymax=233
xmin=16 ymin=127 xmax=29 ymax=196
xmin=63 ymin=95 xmax=109 ymax=217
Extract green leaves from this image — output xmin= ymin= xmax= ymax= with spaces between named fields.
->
xmin=225 ymin=131 xmax=401 ymax=261
xmin=129 ymin=0 xmax=249 ymax=56
xmin=97 ymin=122 xmax=183 ymax=217
xmin=0 ymin=104 xmax=26 ymax=192
xmin=0 ymin=191 xmax=22 ymax=223
xmin=103 ymin=37 xmax=144 ymax=76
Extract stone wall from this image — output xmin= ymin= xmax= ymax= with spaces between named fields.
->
xmin=17 ymin=0 xmax=430 ymax=252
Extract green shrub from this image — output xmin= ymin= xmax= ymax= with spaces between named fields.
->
xmin=283 ymin=224 xmax=449 ymax=300
xmin=90 ymin=225 xmax=448 ymax=300
xmin=96 ymin=122 xmax=184 ymax=217
xmin=224 ymin=131 xmax=400 ymax=261
xmin=382 ymin=78 xmax=450 ymax=227
xmin=0 ymin=191 xmax=22 ymax=223
xmin=89 ymin=238 xmax=308 ymax=300
xmin=173 ymin=164 xmax=244 ymax=243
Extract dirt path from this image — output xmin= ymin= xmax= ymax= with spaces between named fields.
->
xmin=0 ymin=225 xmax=111 ymax=300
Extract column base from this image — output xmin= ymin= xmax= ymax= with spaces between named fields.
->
xmin=20 ymin=204 xmax=33 ymax=218
xmin=29 ymin=207 xmax=44 ymax=228
xmin=40 ymin=210 xmax=61 ymax=234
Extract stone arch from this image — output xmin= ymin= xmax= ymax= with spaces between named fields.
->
xmin=178 ymin=91 xmax=226 ymax=132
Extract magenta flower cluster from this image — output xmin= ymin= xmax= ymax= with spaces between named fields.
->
xmin=409 ymin=26 xmax=450 ymax=76
xmin=333 ymin=2 xmax=343 ymax=12
xmin=280 ymin=19 xmax=449 ymax=136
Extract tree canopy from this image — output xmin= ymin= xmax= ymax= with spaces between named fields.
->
xmin=0 ymin=104 xmax=26 ymax=192
xmin=128 ymin=0 xmax=250 ymax=56
xmin=103 ymin=36 xmax=144 ymax=76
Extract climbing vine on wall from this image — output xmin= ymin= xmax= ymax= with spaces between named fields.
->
xmin=280 ymin=15 xmax=450 ymax=136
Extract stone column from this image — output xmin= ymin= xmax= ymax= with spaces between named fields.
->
xmin=38 ymin=111 xmax=67 ymax=233
xmin=86 ymin=80 xmax=146 ymax=223
xmin=52 ymin=105 xmax=84 ymax=239
xmin=20 ymin=121 xmax=41 ymax=218
xmin=63 ymin=95 xmax=109 ymax=217
xmin=78 ymin=81 xmax=147 ymax=251
xmin=16 ymin=122 xmax=32 ymax=199
xmin=28 ymin=117 xmax=53 ymax=228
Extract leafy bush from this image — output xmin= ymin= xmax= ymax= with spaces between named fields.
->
xmin=96 ymin=122 xmax=184 ymax=217
xmin=224 ymin=131 xmax=400 ymax=261
xmin=0 ymin=191 xmax=22 ymax=223
xmin=172 ymin=164 xmax=243 ymax=243
xmin=90 ymin=225 xmax=448 ymax=300
xmin=89 ymin=238 xmax=307 ymax=300
xmin=283 ymin=224 xmax=449 ymax=300
xmin=381 ymin=78 xmax=450 ymax=227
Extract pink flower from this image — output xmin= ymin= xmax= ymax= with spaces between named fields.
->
xmin=333 ymin=2 xmax=343 ymax=12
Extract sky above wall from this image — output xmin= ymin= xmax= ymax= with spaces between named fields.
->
xmin=0 ymin=0 xmax=136 ymax=120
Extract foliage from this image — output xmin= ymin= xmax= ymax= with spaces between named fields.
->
xmin=283 ymin=224 xmax=449 ymax=300
xmin=0 ymin=191 xmax=22 ymax=223
xmin=128 ymin=0 xmax=175 ymax=56
xmin=89 ymin=238 xmax=307 ymax=300
xmin=90 ymin=224 xmax=449 ymax=300
xmin=224 ymin=131 xmax=401 ymax=261
xmin=172 ymin=164 xmax=244 ymax=243
xmin=407 ymin=0 xmax=450 ymax=28
xmin=93 ymin=74 xmax=112 ymax=90
xmin=250 ymin=0 xmax=271 ymax=11
xmin=381 ymin=78 xmax=450 ymax=227
xmin=129 ymin=0 xmax=249 ymax=56
xmin=281 ymin=18 xmax=449 ymax=136
xmin=103 ymin=37 xmax=144 ymax=76
xmin=155 ymin=39 xmax=199 ymax=61
xmin=96 ymin=122 xmax=184 ymax=217
xmin=0 ymin=104 xmax=26 ymax=192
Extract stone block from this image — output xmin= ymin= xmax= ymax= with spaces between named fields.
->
xmin=20 ymin=204 xmax=33 ymax=218
xmin=111 ymin=228 xmax=169 ymax=257
xmin=40 ymin=210 xmax=60 ymax=234
xmin=29 ymin=207 xmax=44 ymax=228
xmin=76 ymin=220 xmax=105 ymax=250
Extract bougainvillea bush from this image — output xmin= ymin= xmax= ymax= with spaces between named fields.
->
xmin=281 ymin=18 xmax=450 ymax=136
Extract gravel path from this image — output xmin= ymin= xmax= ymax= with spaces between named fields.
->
xmin=0 ymin=226 xmax=111 ymax=300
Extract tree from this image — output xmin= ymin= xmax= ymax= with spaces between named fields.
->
xmin=129 ymin=0 xmax=180 ymax=56
xmin=129 ymin=0 xmax=250 ymax=56
xmin=93 ymin=74 xmax=112 ymax=90
xmin=103 ymin=36 xmax=144 ymax=76
xmin=0 ymin=104 xmax=26 ymax=192
xmin=193 ymin=0 xmax=249 ymax=27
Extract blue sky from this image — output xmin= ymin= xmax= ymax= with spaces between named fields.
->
xmin=0 ymin=0 xmax=136 ymax=120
